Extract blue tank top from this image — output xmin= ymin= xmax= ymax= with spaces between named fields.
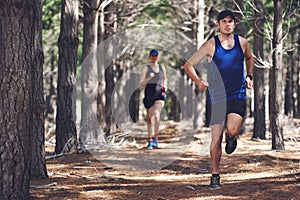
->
xmin=207 ymin=34 xmax=246 ymax=104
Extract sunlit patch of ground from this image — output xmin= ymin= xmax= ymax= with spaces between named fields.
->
xmin=31 ymin=118 xmax=300 ymax=200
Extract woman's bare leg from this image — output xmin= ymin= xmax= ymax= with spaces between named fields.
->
xmin=149 ymin=100 xmax=164 ymax=139
xmin=146 ymin=108 xmax=154 ymax=140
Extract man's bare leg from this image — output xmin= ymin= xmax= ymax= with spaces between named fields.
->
xmin=210 ymin=122 xmax=224 ymax=174
xmin=225 ymin=113 xmax=243 ymax=154
xmin=226 ymin=113 xmax=243 ymax=137
xmin=209 ymin=122 xmax=224 ymax=189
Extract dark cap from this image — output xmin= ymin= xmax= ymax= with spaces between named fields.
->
xmin=217 ymin=10 xmax=235 ymax=22
xmin=149 ymin=49 xmax=159 ymax=56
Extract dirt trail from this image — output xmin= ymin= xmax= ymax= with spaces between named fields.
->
xmin=31 ymin=119 xmax=300 ymax=200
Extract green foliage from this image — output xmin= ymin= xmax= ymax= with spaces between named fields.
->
xmin=283 ymin=0 xmax=300 ymax=30
xmin=42 ymin=0 xmax=300 ymax=89
xmin=42 ymin=0 xmax=83 ymax=78
xmin=43 ymin=0 xmax=61 ymax=31
xmin=42 ymin=0 xmax=61 ymax=65
xmin=147 ymin=2 xmax=171 ymax=22
xmin=138 ymin=0 xmax=175 ymax=26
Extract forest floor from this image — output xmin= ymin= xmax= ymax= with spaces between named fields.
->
xmin=30 ymin=118 xmax=300 ymax=200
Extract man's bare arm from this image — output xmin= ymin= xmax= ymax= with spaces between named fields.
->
xmin=243 ymin=39 xmax=254 ymax=89
xmin=183 ymin=42 xmax=212 ymax=90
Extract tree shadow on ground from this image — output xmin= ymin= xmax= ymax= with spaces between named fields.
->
xmin=31 ymin=151 xmax=300 ymax=200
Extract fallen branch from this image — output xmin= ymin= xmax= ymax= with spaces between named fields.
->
xmin=30 ymin=182 xmax=57 ymax=189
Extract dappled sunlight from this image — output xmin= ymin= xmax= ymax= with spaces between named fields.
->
xmin=32 ymin=119 xmax=300 ymax=199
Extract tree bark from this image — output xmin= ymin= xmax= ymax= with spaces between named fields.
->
xmin=30 ymin=0 xmax=48 ymax=179
xmin=252 ymin=0 xmax=266 ymax=139
xmin=270 ymin=0 xmax=284 ymax=150
xmin=297 ymin=30 xmax=300 ymax=117
xmin=0 ymin=1 xmax=41 ymax=198
xmin=80 ymin=0 xmax=102 ymax=142
xmin=104 ymin=2 xmax=117 ymax=135
xmin=97 ymin=0 xmax=106 ymax=134
xmin=45 ymin=50 xmax=56 ymax=118
xmin=129 ymin=87 xmax=140 ymax=123
xmin=284 ymin=46 xmax=294 ymax=116
xmin=193 ymin=0 xmax=205 ymax=129
xmin=55 ymin=0 xmax=79 ymax=154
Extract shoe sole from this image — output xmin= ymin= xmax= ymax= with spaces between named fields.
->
xmin=209 ymin=186 xmax=221 ymax=190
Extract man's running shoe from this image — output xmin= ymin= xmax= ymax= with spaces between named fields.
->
xmin=225 ymin=132 xmax=237 ymax=154
xmin=209 ymin=174 xmax=221 ymax=189
xmin=152 ymin=138 xmax=158 ymax=148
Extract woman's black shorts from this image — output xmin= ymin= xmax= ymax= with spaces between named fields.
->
xmin=143 ymin=97 xmax=165 ymax=109
xmin=206 ymin=98 xmax=246 ymax=125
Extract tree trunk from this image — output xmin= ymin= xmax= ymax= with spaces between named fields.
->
xmin=193 ymin=0 xmax=205 ymax=129
xmin=180 ymin=2 xmax=197 ymax=121
xmin=105 ymin=62 xmax=115 ymax=134
xmin=80 ymin=0 xmax=102 ymax=142
xmin=104 ymin=2 xmax=117 ymax=135
xmin=284 ymin=47 xmax=293 ymax=116
xmin=45 ymin=50 xmax=56 ymax=119
xmin=252 ymin=0 xmax=266 ymax=139
xmin=297 ymin=30 xmax=300 ymax=117
xmin=30 ymin=0 xmax=48 ymax=179
xmin=179 ymin=69 xmax=186 ymax=120
xmin=0 ymin=1 xmax=41 ymax=198
xmin=97 ymin=0 xmax=106 ymax=134
xmin=129 ymin=88 xmax=140 ymax=123
xmin=55 ymin=0 xmax=79 ymax=154
xmin=270 ymin=0 xmax=284 ymax=150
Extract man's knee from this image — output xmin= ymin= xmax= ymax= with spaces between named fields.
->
xmin=226 ymin=113 xmax=243 ymax=135
xmin=227 ymin=125 xmax=240 ymax=135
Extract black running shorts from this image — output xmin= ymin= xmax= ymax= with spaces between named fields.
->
xmin=143 ymin=97 xmax=165 ymax=109
xmin=206 ymin=98 xmax=246 ymax=125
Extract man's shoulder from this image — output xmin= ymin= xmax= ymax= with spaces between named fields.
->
xmin=235 ymin=34 xmax=247 ymax=42
xmin=201 ymin=37 xmax=215 ymax=53
xmin=236 ymin=35 xmax=249 ymax=47
xmin=201 ymin=37 xmax=213 ymax=47
xmin=206 ymin=36 xmax=216 ymax=43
